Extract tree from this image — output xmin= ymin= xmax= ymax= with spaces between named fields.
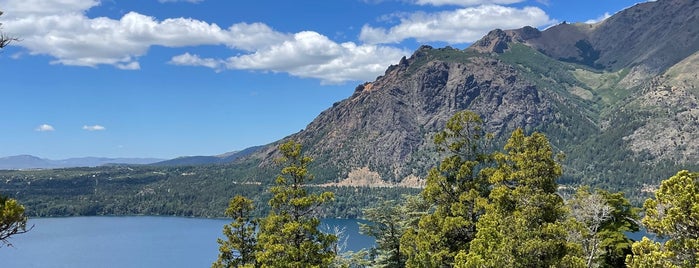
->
xmin=626 ymin=170 xmax=699 ymax=267
xmin=1 ymin=194 xmax=30 ymax=248
xmin=359 ymin=195 xmax=428 ymax=268
xmin=459 ymin=129 xmax=579 ymax=267
xmin=401 ymin=111 xmax=493 ymax=267
xmin=566 ymin=187 xmax=639 ymax=268
xmin=1 ymin=11 xmax=19 ymax=49
xmin=255 ymin=140 xmax=336 ymax=267
xmin=213 ymin=195 xmax=258 ymax=268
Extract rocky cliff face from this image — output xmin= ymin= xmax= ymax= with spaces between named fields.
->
xmin=253 ymin=46 xmax=588 ymax=182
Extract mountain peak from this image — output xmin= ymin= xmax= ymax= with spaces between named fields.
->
xmin=468 ymin=26 xmax=542 ymax=53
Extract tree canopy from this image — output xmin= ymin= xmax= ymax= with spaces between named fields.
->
xmin=1 ymin=194 xmax=30 ymax=247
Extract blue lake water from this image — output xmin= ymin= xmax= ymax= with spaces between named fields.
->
xmin=0 ymin=216 xmax=374 ymax=268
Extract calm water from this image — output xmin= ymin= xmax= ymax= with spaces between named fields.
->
xmin=0 ymin=216 xmax=374 ymax=268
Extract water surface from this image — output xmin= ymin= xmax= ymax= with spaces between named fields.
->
xmin=0 ymin=216 xmax=373 ymax=268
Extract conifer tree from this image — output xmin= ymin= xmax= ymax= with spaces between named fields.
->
xmin=566 ymin=187 xmax=639 ymax=268
xmin=213 ymin=195 xmax=258 ymax=268
xmin=256 ymin=140 xmax=336 ymax=268
xmin=0 ymin=194 xmax=30 ymax=248
xmin=626 ymin=170 xmax=698 ymax=268
xmin=459 ymin=129 xmax=579 ymax=267
xmin=401 ymin=111 xmax=493 ymax=267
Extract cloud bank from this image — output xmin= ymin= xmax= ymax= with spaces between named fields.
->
xmin=360 ymin=5 xmax=553 ymax=44
xmin=1 ymin=0 xmax=555 ymax=83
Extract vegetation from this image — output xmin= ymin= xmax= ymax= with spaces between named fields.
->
xmin=0 ymin=194 xmax=30 ymax=247
xmin=354 ymin=111 xmax=693 ymax=268
xmin=626 ymin=170 xmax=699 ymax=267
xmin=1 ymin=11 xmax=19 ymax=49
xmin=213 ymin=196 xmax=257 ymax=268
xmin=400 ymin=111 xmax=493 ymax=266
xmin=460 ymin=129 xmax=575 ymax=267
xmin=215 ymin=141 xmax=337 ymax=268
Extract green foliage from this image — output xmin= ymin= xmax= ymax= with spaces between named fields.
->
xmin=404 ymin=46 xmax=480 ymax=76
xmin=255 ymin=141 xmax=337 ymax=267
xmin=401 ymin=111 xmax=493 ymax=267
xmin=0 ymin=194 xmax=30 ymax=247
xmin=359 ymin=195 xmax=429 ymax=268
xmin=213 ymin=195 xmax=257 ymax=268
xmin=627 ymin=170 xmax=699 ymax=267
xmin=566 ymin=186 xmax=640 ymax=268
xmin=462 ymin=129 xmax=575 ymax=268
xmin=626 ymin=237 xmax=680 ymax=268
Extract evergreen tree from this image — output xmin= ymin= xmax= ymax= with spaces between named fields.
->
xmin=359 ymin=195 xmax=428 ymax=268
xmin=213 ymin=195 xmax=258 ymax=268
xmin=0 ymin=194 xmax=30 ymax=248
xmin=459 ymin=129 xmax=580 ymax=267
xmin=401 ymin=111 xmax=493 ymax=267
xmin=626 ymin=170 xmax=698 ymax=267
xmin=566 ymin=187 xmax=639 ymax=268
xmin=256 ymin=141 xmax=336 ymax=268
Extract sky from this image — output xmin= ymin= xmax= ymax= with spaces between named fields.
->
xmin=0 ymin=0 xmax=648 ymax=159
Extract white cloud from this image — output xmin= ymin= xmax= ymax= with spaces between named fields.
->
xmin=172 ymin=32 xmax=410 ymax=84
xmin=35 ymin=124 xmax=55 ymax=132
xmin=83 ymin=125 xmax=106 ymax=131
xmin=584 ymin=12 xmax=611 ymax=24
xmin=0 ymin=0 xmax=551 ymax=84
xmin=1 ymin=0 xmax=288 ymax=69
xmin=413 ymin=0 xmax=524 ymax=6
xmin=360 ymin=5 xmax=554 ymax=44
xmin=170 ymin=52 xmax=224 ymax=70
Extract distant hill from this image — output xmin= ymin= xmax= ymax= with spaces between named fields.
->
xmin=149 ymin=146 xmax=264 ymax=166
xmin=0 ymin=155 xmax=164 ymax=170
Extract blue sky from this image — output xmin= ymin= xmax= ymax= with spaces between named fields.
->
xmin=1 ymin=0 xmax=645 ymax=159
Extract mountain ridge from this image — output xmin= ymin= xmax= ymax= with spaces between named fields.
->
xmin=239 ymin=0 xmax=699 ymax=190
xmin=0 ymin=155 xmax=164 ymax=170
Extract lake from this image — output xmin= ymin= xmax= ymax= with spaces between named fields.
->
xmin=0 ymin=216 xmax=375 ymax=268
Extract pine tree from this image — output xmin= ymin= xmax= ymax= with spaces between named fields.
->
xmin=626 ymin=170 xmax=699 ymax=267
xmin=459 ymin=129 xmax=579 ymax=267
xmin=213 ymin=195 xmax=258 ymax=268
xmin=256 ymin=141 xmax=336 ymax=268
xmin=0 ymin=194 xmax=30 ymax=248
xmin=401 ymin=111 xmax=493 ymax=267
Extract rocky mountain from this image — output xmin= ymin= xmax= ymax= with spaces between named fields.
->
xmin=0 ymin=155 xmax=164 ymax=170
xmin=241 ymin=0 xmax=699 ymax=190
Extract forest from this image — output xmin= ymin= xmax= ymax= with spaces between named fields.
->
xmin=210 ymin=111 xmax=699 ymax=268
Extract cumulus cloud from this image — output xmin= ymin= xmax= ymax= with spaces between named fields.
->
xmin=0 ymin=0 xmax=287 ymax=69
xmin=360 ymin=5 xmax=554 ymax=44
xmin=0 ymin=0 xmax=552 ymax=84
xmin=1 ymin=0 xmax=406 ymax=83
xmin=35 ymin=124 xmax=55 ymax=132
xmin=172 ymin=32 xmax=410 ymax=84
xmin=83 ymin=125 xmax=106 ymax=131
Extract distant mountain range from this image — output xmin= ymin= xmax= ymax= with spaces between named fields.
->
xmin=0 ymin=155 xmax=165 ymax=170
xmin=0 ymin=145 xmax=264 ymax=170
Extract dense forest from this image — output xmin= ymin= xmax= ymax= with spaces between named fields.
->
xmin=210 ymin=111 xmax=698 ymax=268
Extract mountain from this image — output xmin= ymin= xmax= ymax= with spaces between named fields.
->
xmin=0 ymin=155 xmax=164 ymax=170
xmin=240 ymin=0 xmax=699 ymax=191
xmin=150 ymin=146 xmax=263 ymax=166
